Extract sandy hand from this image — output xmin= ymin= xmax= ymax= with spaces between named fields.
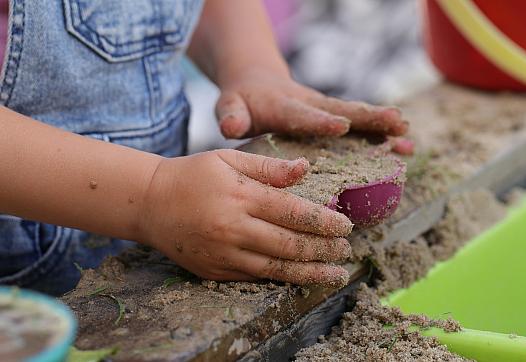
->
xmin=215 ymin=68 xmax=409 ymax=142
xmin=139 ymin=149 xmax=353 ymax=287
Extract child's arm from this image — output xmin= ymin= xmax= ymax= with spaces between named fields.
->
xmin=0 ymin=106 xmax=160 ymax=241
xmin=0 ymin=106 xmax=352 ymax=285
xmin=188 ymin=0 xmax=409 ymax=140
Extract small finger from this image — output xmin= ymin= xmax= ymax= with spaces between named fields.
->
xmin=249 ymin=187 xmax=353 ymax=237
xmin=218 ymin=149 xmax=309 ymax=188
xmin=308 ymin=95 xmax=409 ymax=136
xmin=272 ymin=99 xmax=351 ymax=137
xmin=241 ymin=217 xmax=352 ymax=262
xmin=236 ymin=250 xmax=350 ymax=287
xmin=389 ymin=137 xmax=415 ymax=156
xmin=216 ymin=91 xmax=252 ymax=139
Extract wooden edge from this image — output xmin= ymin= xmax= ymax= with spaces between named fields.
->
xmin=239 ymin=274 xmax=370 ymax=361
xmin=191 ymin=264 xmax=368 ymax=361
xmin=454 ymin=134 xmax=526 ymax=195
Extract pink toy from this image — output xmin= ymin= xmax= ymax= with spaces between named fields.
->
xmin=327 ymin=158 xmax=405 ymax=228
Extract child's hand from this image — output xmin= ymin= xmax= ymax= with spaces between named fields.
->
xmin=139 ymin=150 xmax=353 ymax=286
xmin=215 ymin=68 xmax=409 ymax=140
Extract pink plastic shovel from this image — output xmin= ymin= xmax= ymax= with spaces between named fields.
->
xmin=326 ymin=157 xmax=406 ymax=228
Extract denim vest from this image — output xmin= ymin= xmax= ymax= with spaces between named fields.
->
xmin=0 ymin=0 xmax=203 ymax=295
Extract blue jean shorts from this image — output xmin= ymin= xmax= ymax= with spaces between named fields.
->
xmin=0 ymin=216 xmax=134 ymax=296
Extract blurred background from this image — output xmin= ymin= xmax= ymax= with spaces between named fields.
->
xmin=186 ymin=0 xmax=440 ymax=154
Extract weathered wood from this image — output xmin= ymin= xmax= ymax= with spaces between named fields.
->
xmin=191 ymin=263 xmax=367 ymax=362
xmin=456 ymin=133 xmax=526 ymax=196
xmin=239 ymin=274 xmax=369 ymax=362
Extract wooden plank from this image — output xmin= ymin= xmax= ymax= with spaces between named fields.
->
xmin=455 ymin=134 xmax=526 ymax=195
xmin=239 ymin=274 xmax=369 ymax=362
xmin=191 ymin=263 xmax=367 ymax=362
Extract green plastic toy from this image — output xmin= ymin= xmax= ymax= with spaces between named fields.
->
xmin=386 ymin=199 xmax=526 ymax=361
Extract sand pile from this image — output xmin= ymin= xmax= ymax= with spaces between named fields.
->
xmin=295 ymin=189 xmax=508 ymax=361
xmin=240 ymin=135 xmax=404 ymax=205
xmin=295 ymin=285 xmax=467 ymax=362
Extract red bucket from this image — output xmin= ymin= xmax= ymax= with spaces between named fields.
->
xmin=423 ymin=0 xmax=526 ymax=91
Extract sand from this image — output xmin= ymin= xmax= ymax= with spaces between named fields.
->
xmin=295 ymin=284 xmax=466 ymax=362
xmin=61 ymin=170 xmax=511 ymax=362
xmin=294 ymin=189 xmax=507 ymax=361
xmin=61 ymin=84 xmax=526 ymax=361
xmin=61 ymin=246 xmax=299 ymax=361
xmin=503 ymin=187 xmax=526 ymax=207
xmin=374 ymin=189 xmax=507 ymax=294
xmin=240 ymin=135 xmax=404 ymax=205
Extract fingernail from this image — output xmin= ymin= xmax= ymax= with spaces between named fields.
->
xmin=321 ymin=267 xmax=350 ymax=288
xmin=392 ymin=138 xmax=414 ymax=155
xmin=288 ymin=157 xmax=309 ymax=174
xmin=289 ymin=157 xmax=309 ymax=167
xmin=278 ymin=158 xmax=309 ymax=187
xmin=395 ymin=120 xmax=410 ymax=136
xmin=336 ymin=116 xmax=352 ymax=130
xmin=219 ymin=115 xmax=248 ymax=139
xmin=335 ymin=213 xmax=354 ymax=236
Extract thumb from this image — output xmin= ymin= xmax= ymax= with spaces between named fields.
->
xmin=218 ymin=149 xmax=309 ymax=188
xmin=215 ymin=91 xmax=252 ymax=139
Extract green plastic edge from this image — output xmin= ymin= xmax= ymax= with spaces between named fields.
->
xmin=384 ymin=199 xmax=526 ymax=362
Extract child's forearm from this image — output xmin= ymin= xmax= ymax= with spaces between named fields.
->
xmin=0 ymin=109 xmax=355 ymax=286
xmin=0 ymin=106 xmax=161 ymax=241
xmin=188 ymin=0 xmax=289 ymax=87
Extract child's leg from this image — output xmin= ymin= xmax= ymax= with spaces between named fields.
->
xmin=0 ymin=215 xmax=134 ymax=296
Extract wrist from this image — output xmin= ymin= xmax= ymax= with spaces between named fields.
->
xmin=135 ymin=156 xmax=179 ymax=248
xmin=217 ymin=61 xmax=290 ymax=90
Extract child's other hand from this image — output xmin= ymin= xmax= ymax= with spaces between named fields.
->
xmin=138 ymin=150 xmax=353 ymax=286
xmin=215 ymin=68 xmax=409 ymax=141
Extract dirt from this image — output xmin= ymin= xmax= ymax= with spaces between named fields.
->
xmin=372 ymin=189 xmax=507 ymax=294
xmin=64 ymin=188 xmax=507 ymax=362
xmin=61 ymin=247 xmax=300 ymax=361
xmin=240 ymin=135 xmax=405 ymax=206
xmin=351 ymin=188 xmax=507 ymax=296
xmin=401 ymin=85 xmax=526 ymax=179
xmin=291 ymin=86 xmax=525 ymax=361
xmin=503 ymin=187 xmax=526 ymax=207
xmin=295 ymin=284 xmax=466 ymax=362
xmin=295 ymin=189 xmax=506 ymax=361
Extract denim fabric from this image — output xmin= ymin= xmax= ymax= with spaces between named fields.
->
xmin=0 ymin=0 xmax=203 ymax=295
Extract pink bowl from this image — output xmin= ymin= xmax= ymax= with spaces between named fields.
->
xmin=327 ymin=158 xmax=406 ymax=228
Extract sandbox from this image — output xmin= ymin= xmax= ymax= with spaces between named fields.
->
xmin=55 ymin=84 xmax=526 ymax=361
